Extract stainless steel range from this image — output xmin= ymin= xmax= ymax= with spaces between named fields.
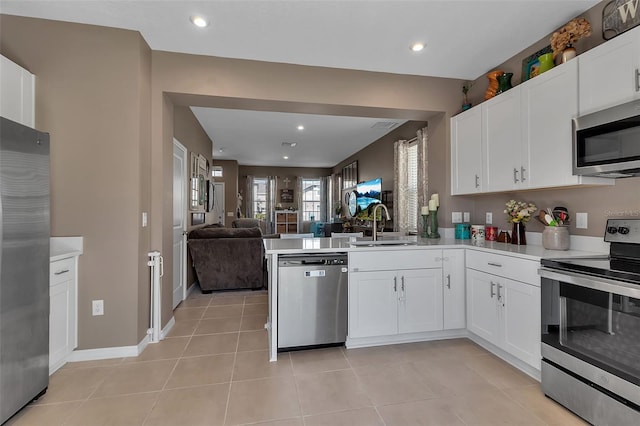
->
xmin=540 ymin=218 xmax=640 ymax=425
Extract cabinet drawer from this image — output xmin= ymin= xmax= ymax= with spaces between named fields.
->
xmin=350 ymin=249 xmax=442 ymax=272
xmin=466 ymin=250 xmax=539 ymax=286
xmin=50 ymin=257 xmax=75 ymax=286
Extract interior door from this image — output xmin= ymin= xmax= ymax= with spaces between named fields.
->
xmin=172 ymin=140 xmax=187 ymax=309
xmin=212 ymin=182 xmax=225 ymax=226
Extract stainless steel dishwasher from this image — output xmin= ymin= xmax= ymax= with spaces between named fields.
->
xmin=278 ymin=253 xmax=348 ymax=350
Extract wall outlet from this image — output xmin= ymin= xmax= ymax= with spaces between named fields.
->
xmin=576 ymin=212 xmax=588 ymax=229
xmin=92 ymin=300 xmax=104 ymax=316
xmin=486 ymin=212 xmax=493 ymax=224
xmin=463 ymin=212 xmax=470 ymax=223
xmin=227 ymin=212 xmax=234 ymax=217
xmin=452 ymin=212 xmax=462 ymax=223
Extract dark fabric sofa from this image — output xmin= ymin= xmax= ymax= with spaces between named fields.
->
xmin=187 ymin=225 xmax=265 ymax=292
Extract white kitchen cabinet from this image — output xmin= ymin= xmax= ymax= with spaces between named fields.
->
xmin=451 ymin=107 xmax=483 ymax=195
xmin=49 ymin=255 xmax=78 ymax=374
xmin=442 ymin=249 xmax=465 ymax=329
xmin=578 ymin=26 xmax=640 ymax=115
xmin=483 ymin=86 xmax=523 ymax=192
xmin=466 ymin=250 xmax=541 ymax=370
xmin=348 ymin=249 xmax=444 ymax=339
xmin=0 ymin=55 xmax=35 ymax=128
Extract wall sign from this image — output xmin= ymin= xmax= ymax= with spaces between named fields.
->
xmin=603 ymin=0 xmax=640 ymax=39
xmin=280 ymin=188 xmax=294 ymax=203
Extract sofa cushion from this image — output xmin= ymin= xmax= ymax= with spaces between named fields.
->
xmin=188 ymin=227 xmax=262 ymax=240
xmin=232 ymin=218 xmax=261 ymax=228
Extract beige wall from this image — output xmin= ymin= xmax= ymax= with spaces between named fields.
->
xmin=453 ymin=1 xmax=640 ymax=236
xmin=212 ymin=159 xmax=239 ymax=226
xmin=0 ymin=16 xmax=152 ymax=348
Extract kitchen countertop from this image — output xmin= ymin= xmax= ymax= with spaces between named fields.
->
xmin=50 ymin=236 xmax=84 ymax=262
xmin=264 ymin=235 xmax=606 ymax=260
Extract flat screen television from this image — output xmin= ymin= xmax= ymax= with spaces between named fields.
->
xmin=355 ymin=178 xmax=382 ymax=213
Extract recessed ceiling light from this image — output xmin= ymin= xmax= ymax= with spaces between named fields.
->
xmin=410 ymin=42 xmax=425 ymax=52
xmin=190 ymin=15 xmax=208 ymax=28
xmin=297 ymin=125 xmax=305 ymax=131
xmin=282 ymin=142 xmax=297 ymax=147
xmin=283 ymin=155 xmax=289 ymax=160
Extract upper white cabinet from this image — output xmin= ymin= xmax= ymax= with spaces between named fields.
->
xmin=484 ymin=86 xmax=523 ymax=192
xmin=451 ymin=107 xmax=483 ymax=195
xmin=0 ymin=55 xmax=35 ymax=127
xmin=578 ymin=26 xmax=640 ymax=115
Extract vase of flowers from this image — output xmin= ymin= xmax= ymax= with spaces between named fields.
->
xmin=462 ymin=82 xmax=473 ymax=111
xmin=504 ymin=200 xmax=537 ymax=245
xmin=550 ymin=17 xmax=592 ymax=63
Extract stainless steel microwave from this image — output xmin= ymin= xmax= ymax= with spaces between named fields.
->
xmin=573 ymin=99 xmax=640 ymax=178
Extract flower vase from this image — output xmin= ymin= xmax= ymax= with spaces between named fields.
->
xmin=428 ymin=209 xmax=440 ymax=239
xmin=485 ymin=70 xmax=503 ymax=100
xmin=511 ymin=222 xmax=526 ymax=245
xmin=561 ymin=44 xmax=576 ymax=63
xmin=538 ymin=53 xmax=555 ymax=74
xmin=495 ymin=72 xmax=513 ymax=95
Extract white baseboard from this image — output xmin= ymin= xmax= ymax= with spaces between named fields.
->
xmin=68 ymin=334 xmax=151 ymax=362
xmin=160 ymin=316 xmax=175 ymax=340
xmin=346 ymin=329 xmax=467 ymax=349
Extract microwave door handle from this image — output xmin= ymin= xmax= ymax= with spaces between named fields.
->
xmin=636 ymin=68 xmax=640 ymax=92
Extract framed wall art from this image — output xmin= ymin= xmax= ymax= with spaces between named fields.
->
xmin=521 ymin=45 xmax=553 ymax=82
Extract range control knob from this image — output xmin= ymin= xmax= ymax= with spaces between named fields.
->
xmin=618 ymin=227 xmax=630 ymax=235
xmin=607 ymin=226 xmax=618 ymax=234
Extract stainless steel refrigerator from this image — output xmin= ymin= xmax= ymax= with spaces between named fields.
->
xmin=0 ymin=116 xmax=50 ymax=424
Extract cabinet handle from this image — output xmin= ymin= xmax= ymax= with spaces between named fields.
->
xmin=446 ymin=274 xmax=451 ymax=289
xmin=497 ymin=283 xmax=503 ymax=301
xmin=401 ymin=276 xmax=405 ymax=292
xmin=394 ymin=276 xmax=397 ymax=292
xmin=521 ymin=166 xmax=526 ymax=182
xmin=487 ymin=262 xmax=502 ymax=268
xmin=54 ymin=269 xmax=70 ymax=275
xmin=636 ymin=69 xmax=640 ymax=92
xmin=513 ymin=168 xmax=519 ymax=183
xmin=475 ymin=174 xmax=480 ymax=188
xmin=490 ymin=281 xmax=496 ymax=298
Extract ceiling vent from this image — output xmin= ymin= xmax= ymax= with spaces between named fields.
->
xmin=281 ymin=142 xmax=297 ymax=147
xmin=371 ymin=121 xmax=399 ymax=129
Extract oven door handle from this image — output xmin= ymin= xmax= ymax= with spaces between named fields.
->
xmin=539 ymin=267 xmax=640 ymax=299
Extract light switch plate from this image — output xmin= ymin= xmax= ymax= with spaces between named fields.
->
xmin=142 ymin=212 xmax=148 ymax=227
xmin=576 ymin=212 xmax=588 ymax=229
xmin=452 ymin=212 xmax=462 ymax=223
xmin=486 ymin=212 xmax=493 ymax=224
xmin=227 ymin=212 xmax=234 ymax=217
xmin=463 ymin=212 xmax=470 ymax=222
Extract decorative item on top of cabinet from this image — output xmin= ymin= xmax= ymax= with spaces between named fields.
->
xmin=495 ymin=72 xmax=513 ymax=95
xmin=462 ymin=81 xmax=474 ymax=111
xmin=485 ymin=70 xmax=504 ymax=100
xmin=550 ymin=17 xmax=592 ymax=62
xmin=537 ymin=53 xmax=555 ymax=74
xmin=603 ymin=0 xmax=640 ymax=40
xmin=521 ymin=45 xmax=553 ymax=82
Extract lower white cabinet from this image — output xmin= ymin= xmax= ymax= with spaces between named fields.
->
xmin=49 ymin=256 xmax=78 ymax=374
xmin=466 ymin=267 xmax=540 ymax=369
xmin=348 ymin=249 xmax=465 ymax=340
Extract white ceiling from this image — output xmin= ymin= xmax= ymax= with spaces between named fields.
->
xmin=0 ymin=0 xmax=600 ymax=167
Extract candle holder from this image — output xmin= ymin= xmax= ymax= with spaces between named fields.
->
xmin=421 ymin=214 xmax=429 ymax=238
xmin=428 ymin=208 xmax=440 ymax=239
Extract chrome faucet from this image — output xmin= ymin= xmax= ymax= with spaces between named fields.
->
xmin=372 ymin=204 xmax=391 ymax=241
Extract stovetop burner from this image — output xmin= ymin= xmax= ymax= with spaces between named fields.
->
xmin=541 ymin=218 xmax=640 ymax=285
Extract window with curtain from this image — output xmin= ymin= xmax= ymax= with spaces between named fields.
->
xmin=252 ymin=177 xmax=267 ymax=220
xmin=301 ymin=178 xmax=321 ymax=221
xmin=407 ymin=142 xmax=418 ymax=234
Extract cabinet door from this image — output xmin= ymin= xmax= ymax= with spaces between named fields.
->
xmin=443 ymin=249 xmax=466 ymax=329
xmin=484 ymin=87 xmax=523 ymax=192
xmin=523 ymin=60 xmax=579 ymax=188
xmin=49 ymin=280 xmax=72 ymax=372
xmin=398 ymin=269 xmax=443 ymax=333
xmin=451 ymin=108 xmax=483 ymax=195
xmin=466 ymin=269 xmax=500 ymax=345
xmin=0 ymin=55 xmax=35 ymax=127
xmin=501 ymin=279 xmax=541 ymax=369
xmin=348 ymin=271 xmax=398 ymax=338
xmin=579 ymin=27 xmax=640 ymax=115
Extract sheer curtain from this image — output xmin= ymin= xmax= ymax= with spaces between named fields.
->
xmin=265 ymin=176 xmax=276 ymax=234
xmin=244 ymin=175 xmax=255 ymax=219
xmin=393 ymin=126 xmax=428 ymax=235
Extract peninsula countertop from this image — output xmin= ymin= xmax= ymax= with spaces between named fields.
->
xmin=263 ymin=235 xmax=606 ymax=261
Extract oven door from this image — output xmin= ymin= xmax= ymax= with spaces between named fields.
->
xmin=573 ymin=99 xmax=640 ymax=177
xmin=540 ymin=268 xmax=640 ymax=404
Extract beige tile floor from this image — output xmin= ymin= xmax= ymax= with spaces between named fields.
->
xmin=8 ymin=289 xmax=587 ymax=426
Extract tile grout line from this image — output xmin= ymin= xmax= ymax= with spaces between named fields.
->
xmin=222 ymin=295 xmax=245 ymax=426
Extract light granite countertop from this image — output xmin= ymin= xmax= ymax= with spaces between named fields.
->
xmin=263 ymin=235 xmax=606 ymax=260
xmin=50 ymin=236 xmax=83 ymax=262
